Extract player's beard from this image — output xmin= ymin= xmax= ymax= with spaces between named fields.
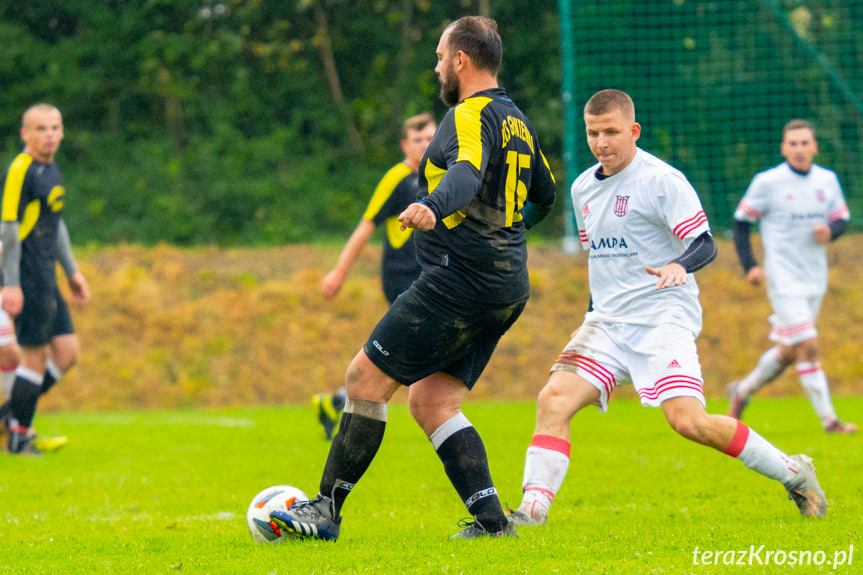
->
xmin=438 ymin=62 xmax=460 ymax=107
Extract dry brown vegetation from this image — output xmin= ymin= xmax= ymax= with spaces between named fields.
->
xmin=40 ymin=239 xmax=863 ymax=413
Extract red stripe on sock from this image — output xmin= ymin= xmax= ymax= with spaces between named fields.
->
xmin=9 ymin=423 xmax=28 ymax=434
xmin=530 ymin=434 xmax=571 ymax=457
xmin=524 ymin=486 xmax=555 ymax=500
xmin=723 ymin=420 xmax=750 ymax=457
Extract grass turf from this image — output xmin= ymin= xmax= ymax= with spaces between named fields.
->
xmin=1 ymin=396 xmax=860 ymax=574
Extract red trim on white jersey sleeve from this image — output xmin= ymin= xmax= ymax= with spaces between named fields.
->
xmin=673 ymin=210 xmax=708 ymax=239
xmin=829 ymin=204 xmax=850 ymax=221
xmin=736 ymin=200 xmax=764 ymax=220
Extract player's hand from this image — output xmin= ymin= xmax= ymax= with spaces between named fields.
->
xmin=645 ymin=262 xmax=687 ymax=290
xmin=321 ymin=269 xmax=344 ymax=299
xmin=812 ymin=224 xmax=831 ymax=244
xmin=399 ymin=203 xmax=436 ymax=231
xmin=745 ymin=266 xmax=766 ymax=286
xmin=1 ymin=286 xmax=23 ymax=317
xmin=68 ymin=271 xmax=90 ymax=304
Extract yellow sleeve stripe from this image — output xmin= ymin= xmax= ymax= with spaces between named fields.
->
xmin=362 ymin=163 xmax=413 ymax=221
xmin=2 ymin=154 xmax=32 ymax=222
xmin=540 ymin=150 xmax=556 ymax=184
xmin=455 ymin=97 xmax=492 ymax=171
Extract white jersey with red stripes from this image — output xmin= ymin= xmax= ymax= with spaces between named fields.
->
xmin=571 ymin=148 xmax=710 ymax=334
xmin=735 ymin=162 xmax=849 ymax=298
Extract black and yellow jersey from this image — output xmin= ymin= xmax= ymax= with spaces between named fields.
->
xmin=362 ymin=162 xmax=421 ymax=302
xmin=416 ymin=88 xmax=556 ymax=305
xmin=0 ymin=153 xmax=65 ymax=289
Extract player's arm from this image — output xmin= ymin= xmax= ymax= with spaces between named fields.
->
xmin=401 ymin=160 xmax=483 ymax=232
xmin=56 ymin=218 xmax=79 ymax=278
xmin=0 ymin=221 xmax=23 ymax=316
xmin=522 ymin=149 xmax=556 ymax=229
xmin=671 ymin=231 xmax=717 ymax=273
xmin=733 ymin=219 xmax=765 ymax=284
xmin=321 ymin=220 xmax=376 ymax=298
xmin=416 ymin=106 xmax=491 ymax=225
xmin=828 ymin=219 xmax=848 ymax=241
xmin=418 ymin=161 xmax=482 ymax=224
xmin=646 ymin=231 xmax=716 ymax=289
xmin=56 ymin=218 xmax=89 ymax=304
xmin=813 ymin=219 xmax=848 ymax=244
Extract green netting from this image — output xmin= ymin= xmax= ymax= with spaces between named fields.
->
xmin=559 ymin=0 xmax=863 ymax=240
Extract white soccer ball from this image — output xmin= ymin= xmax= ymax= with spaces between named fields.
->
xmin=246 ymin=484 xmax=309 ymax=543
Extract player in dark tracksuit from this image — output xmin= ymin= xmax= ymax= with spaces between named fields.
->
xmin=270 ymin=16 xmax=557 ymax=541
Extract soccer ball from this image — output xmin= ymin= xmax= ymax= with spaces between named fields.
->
xmin=246 ymin=484 xmax=309 ymax=543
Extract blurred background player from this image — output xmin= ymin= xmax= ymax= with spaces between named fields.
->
xmin=510 ymin=90 xmax=826 ymax=528
xmin=314 ymin=112 xmax=436 ymax=440
xmin=727 ymin=119 xmax=856 ymax=434
xmin=0 ymin=103 xmax=90 ymax=455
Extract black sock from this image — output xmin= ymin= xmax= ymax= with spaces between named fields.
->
xmin=0 ymin=400 xmax=9 ymax=422
xmin=436 ymin=426 xmax=507 ymax=532
xmin=40 ymin=370 xmax=58 ymax=396
xmin=9 ymin=375 xmax=42 ymax=429
xmin=320 ymin=408 xmax=386 ymax=517
xmin=331 ymin=389 xmax=347 ymax=412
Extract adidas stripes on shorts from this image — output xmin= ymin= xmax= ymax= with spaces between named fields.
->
xmin=551 ymin=320 xmax=706 ymax=412
xmin=766 ymin=293 xmax=822 ymax=347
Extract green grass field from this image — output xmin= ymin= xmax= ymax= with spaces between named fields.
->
xmin=1 ymin=396 xmax=860 ymax=574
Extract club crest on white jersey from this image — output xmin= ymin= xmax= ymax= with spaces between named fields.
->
xmin=614 ymin=195 xmax=630 ymax=217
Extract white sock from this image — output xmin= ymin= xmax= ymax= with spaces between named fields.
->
xmin=520 ymin=435 xmax=571 ymax=517
xmin=796 ymin=362 xmax=837 ymax=427
xmin=724 ymin=420 xmax=798 ymax=485
xmin=1 ymin=367 xmax=15 ymax=400
xmin=737 ymin=347 xmax=787 ymax=397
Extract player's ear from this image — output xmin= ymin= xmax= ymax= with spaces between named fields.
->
xmin=631 ymin=122 xmax=641 ymax=142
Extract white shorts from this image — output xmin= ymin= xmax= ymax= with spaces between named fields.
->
xmin=767 ymin=294 xmax=822 ymax=346
xmin=0 ymin=306 xmax=14 ymax=347
xmin=550 ymin=321 xmax=706 ymax=412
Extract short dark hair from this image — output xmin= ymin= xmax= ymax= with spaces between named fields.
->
xmin=783 ymin=119 xmax=815 ymax=139
xmin=401 ymin=112 xmax=435 ymax=139
xmin=444 ymin=16 xmax=502 ymax=75
xmin=584 ymin=89 xmax=635 ymax=119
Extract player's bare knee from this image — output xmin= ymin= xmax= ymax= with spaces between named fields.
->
xmin=794 ymin=339 xmax=819 ymax=363
xmin=0 ymin=343 xmax=20 ymax=368
xmin=666 ymin=410 xmax=710 ymax=442
xmin=537 ymin=380 xmax=565 ymax=407
xmin=50 ymin=336 xmax=80 ymax=371
xmin=55 ymin=353 xmax=78 ymax=372
xmin=408 ymin=402 xmax=451 ymax=437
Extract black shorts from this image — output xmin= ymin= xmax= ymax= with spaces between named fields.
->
xmin=15 ymin=286 xmax=75 ymax=347
xmin=363 ymin=278 xmax=526 ymax=389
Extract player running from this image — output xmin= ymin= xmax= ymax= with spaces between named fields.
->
xmin=727 ymin=119 xmax=856 ymax=434
xmin=508 ymin=90 xmax=826 ymax=527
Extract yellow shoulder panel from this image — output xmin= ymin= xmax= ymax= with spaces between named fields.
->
xmin=362 ymin=163 xmax=412 ymax=221
xmin=2 ymin=154 xmax=33 ymax=222
xmin=454 ymin=97 xmax=492 ymax=171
